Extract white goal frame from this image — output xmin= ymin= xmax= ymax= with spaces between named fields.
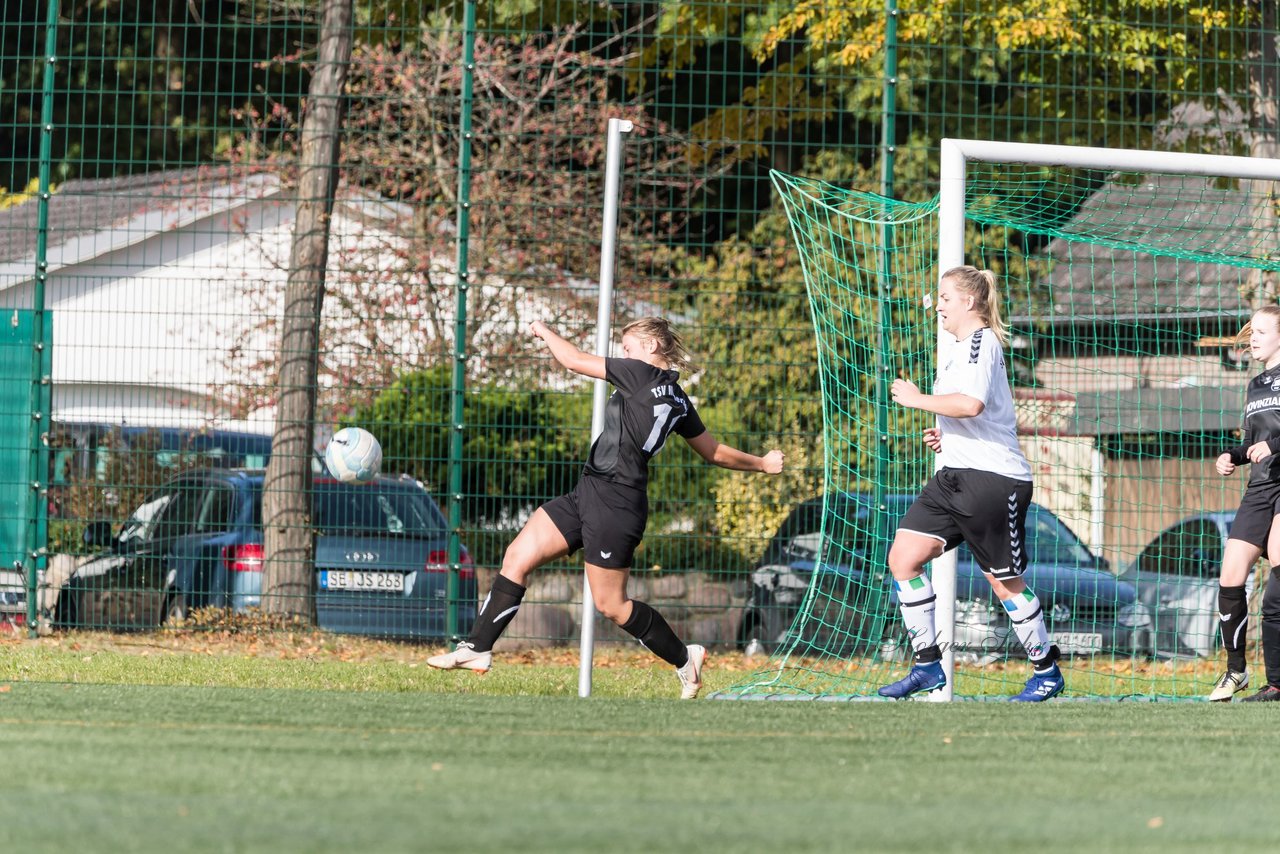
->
xmin=932 ymin=139 xmax=1280 ymax=700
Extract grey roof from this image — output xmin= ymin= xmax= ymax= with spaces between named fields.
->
xmin=1069 ymin=386 xmax=1240 ymax=435
xmin=1041 ymin=172 xmax=1264 ymax=320
xmin=0 ymin=166 xmax=273 ymax=266
xmin=1002 ymin=100 xmax=1273 ymax=322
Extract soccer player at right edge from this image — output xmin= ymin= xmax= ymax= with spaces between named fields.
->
xmin=1209 ymin=304 xmax=1280 ymax=702
xmin=879 ymin=266 xmax=1064 ymax=702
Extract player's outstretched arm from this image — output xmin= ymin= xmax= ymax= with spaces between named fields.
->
xmin=685 ymin=432 xmax=784 ymax=473
xmin=530 ymin=320 xmax=606 ymax=379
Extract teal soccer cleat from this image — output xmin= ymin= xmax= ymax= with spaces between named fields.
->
xmin=1010 ymin=663 xmax=1065 ymax=702
xmin=878 ymin=660 xmax=946 ymax=699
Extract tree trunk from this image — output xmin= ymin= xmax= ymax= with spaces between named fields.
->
xmin=150 ymin=1 xmax=182 ymax=164
xmin=1247 ymin=0 xmax=1279 ymax=310
xmin=1245 ymin=2 xmax=1279 ymax=656
xmin=261 ymin=0 xmax=353 ymax=618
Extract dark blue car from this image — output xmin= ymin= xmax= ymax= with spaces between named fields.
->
xmin=54 ymin=468 xmax=476 ymax=641
xmin=739 ymin=493 xmax=1151 ymax=660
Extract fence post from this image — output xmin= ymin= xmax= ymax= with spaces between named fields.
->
xmin=871 ymin=0 xmax=900 ymax=632
xmin=24 ymin=0 xmax=60 ymax=635
xmin=447 ymin=0 xmax=478 ymax=641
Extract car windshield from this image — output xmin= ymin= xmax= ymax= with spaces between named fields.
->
xmin=1022 ymin=509 xmax=1096 ymax=565
xmin=117 ymin=493 xmax=173 ymax=543
xmin=252 ymin=482 xmax=447 ymax=537
xmin=781 ymin=499 xmax=901 ymax=563
xmin=1134 ymin=519 xmax=1224 ymax=577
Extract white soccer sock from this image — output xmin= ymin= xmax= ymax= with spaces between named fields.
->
xmin=895 ymin=575 xmax=937 ymax=654
xmin=1002 ymin=589 xmax=1052 ymax=664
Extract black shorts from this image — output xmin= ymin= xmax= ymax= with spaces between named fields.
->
xmin=541 ymin=475 xmax=648 ymax=569
xmin=1228 ymin=481 xmax=1280 ymax=552
xmin=898 ymin=467 xmax=1034 ymax=581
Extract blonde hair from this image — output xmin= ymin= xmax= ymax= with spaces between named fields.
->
xmin=941 ymin=265 xmax=1008 ymax=346
xmin=621 ymin=316 xmax=693 ymax=372
xmin=1235 ymin=304 xmax=1280 ymax=350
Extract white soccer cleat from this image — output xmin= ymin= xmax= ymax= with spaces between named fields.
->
xmin=677 ymin=644 xmax=707 ymax=700
xmin=427 ymin=642 xmax=492 ymax=673
xmin=1208 ymin=669 xmax=1248 ymax=702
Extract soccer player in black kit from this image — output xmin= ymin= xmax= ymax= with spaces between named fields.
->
xmin=1210 ymin=304 xmax=1280 ymax=702
xmin=428 ymin=317 xmax=785 ymax=698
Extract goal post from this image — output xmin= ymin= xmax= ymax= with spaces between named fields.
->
xmin=938 ymin=138 xmax=1280 ymax=280
xmin=932 ymin=139 xmax=1280 ymax=700
xmin=720 ymin=139 xmax=1280 ymax=702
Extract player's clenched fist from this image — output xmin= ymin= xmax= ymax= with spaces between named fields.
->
xmin=1216 ymin=453 xmax=1236 ymax=476
xmin=760 ymin=449 xmax=785 ymax=474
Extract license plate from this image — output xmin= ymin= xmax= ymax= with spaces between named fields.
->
xmin=1052 ymin=632 xmax=1103 ymax=654
xmin=321 ymin=570 xmax=405 ymax=592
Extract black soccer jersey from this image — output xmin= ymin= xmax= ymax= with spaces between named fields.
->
xmin=583 ymin=358 xmax=706 ymax=490
xmin=1227 ymin=368 xmax=1280 ymax=484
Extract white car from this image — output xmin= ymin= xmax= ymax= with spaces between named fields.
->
xmin=1118 ymin=512 xmax=1247 ymax=659
xmin=0 ymin=565 xmax=24 ymax=629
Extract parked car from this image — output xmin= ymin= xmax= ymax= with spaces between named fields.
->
xmin=739 ymin=493 xmax=1150 ymax=661
xmin=0 ymin=564 xmax=23 ymax=630
xmin=1118 ymin=512 xmax=1243 ymax=659
xmin=52 ymin=468 xmax=476 ymax=641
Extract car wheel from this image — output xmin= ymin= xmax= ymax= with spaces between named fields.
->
xmin=163 ymin=592 xmax=188 ymax=625
xmin=55 ymin=589 xmax=78 ymax=628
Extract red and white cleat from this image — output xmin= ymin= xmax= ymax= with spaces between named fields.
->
xmin=427 ymin=642 xmax=492 ymax=673
xmin=677 ymin=644 xmax=707 ymax=700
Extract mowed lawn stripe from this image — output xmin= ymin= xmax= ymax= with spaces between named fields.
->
xmin=0 ymin=683 xmax=1277 ymax=852
xmin=0 ymin=712 xmax=1265 ymax=743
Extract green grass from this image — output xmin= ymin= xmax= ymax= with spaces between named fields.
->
xmin=0 ymin=638 xmax=1226 ymax=699
xmin=1 ymin=642 xmax=1279 ymax=852
xmin=727 ymin=655 xmax=1226 ymax=700
xmin=0 ymin=642 xmax=712 ymax=697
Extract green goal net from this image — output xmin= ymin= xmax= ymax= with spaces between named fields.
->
xmin=723 ymin=150 xmax=1280 ymax=701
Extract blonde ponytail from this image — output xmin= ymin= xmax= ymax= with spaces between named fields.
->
xmin=621 ymin=316 xmax=694 ymax=372
xmin=941 ymin=265 xmax=1008 ymax=346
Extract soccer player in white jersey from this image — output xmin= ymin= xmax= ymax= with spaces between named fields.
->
xmin=877 ymin=266 xmax=1064 ymax=702
xmin=1210 ymin=304 xmax=1280 ymax=702
xmin=428 ymin=317 xmax=785 ymax=698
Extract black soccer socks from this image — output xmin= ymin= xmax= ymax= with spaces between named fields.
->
xmin=621 ymin=600 xmax=689 ymax=667
xmin=1261 ymin=570 xmax=1280 ymax=689
xmin=468 ymin=574 xmax=526 ymax=653
xmin=1219 ymin=584 xmax=1249 ymax=673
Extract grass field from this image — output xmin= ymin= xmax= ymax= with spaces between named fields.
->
xmin=2 ymin=631 xmax=1279 ymax=852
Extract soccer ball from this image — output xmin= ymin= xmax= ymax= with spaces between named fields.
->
xmin=324 ymin=427 xmax=383 ymax=484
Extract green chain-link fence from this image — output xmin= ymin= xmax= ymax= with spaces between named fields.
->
xmin=2 ymin=2 xmax=1277 ymax=694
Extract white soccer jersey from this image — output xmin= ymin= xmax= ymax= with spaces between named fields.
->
xmin=932 ymin=327 xmax=1031 ymax=481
